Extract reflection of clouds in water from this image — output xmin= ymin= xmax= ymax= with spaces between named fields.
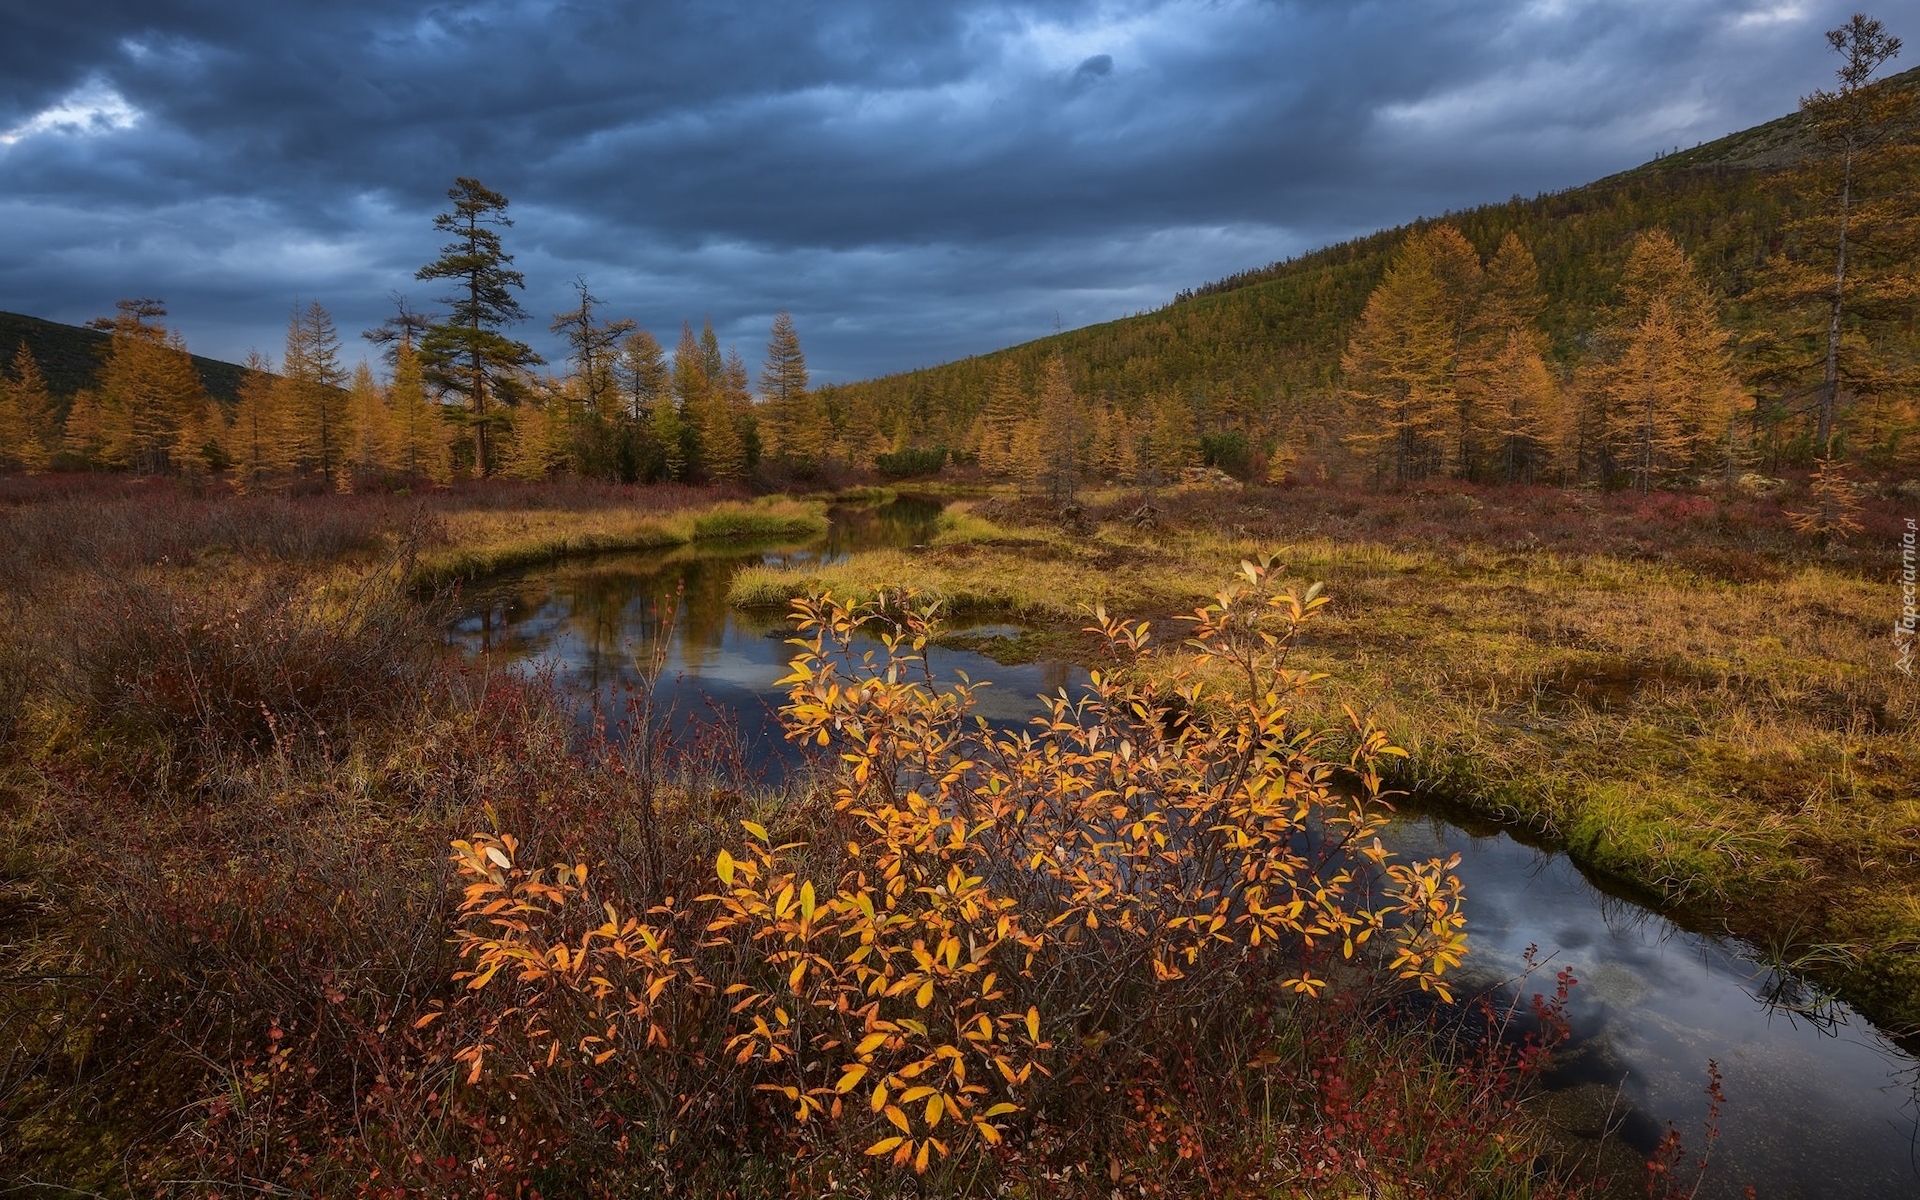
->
xmin=1387 ymin=814 xmax=1920 ymax=1200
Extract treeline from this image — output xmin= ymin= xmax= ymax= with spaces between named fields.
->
xmin=0 ymin=179 xmax=867 ymax=488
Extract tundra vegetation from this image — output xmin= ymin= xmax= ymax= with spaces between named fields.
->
xmin=0 ymin=16 xmax=1912 ymax=1195
xmin=0 ymin=477 xmax=1627 ymax=1197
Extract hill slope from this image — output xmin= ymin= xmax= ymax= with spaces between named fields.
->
xmin=819 ymin=67 xmax=1919 ymax=445
xmin=0 ymin=310 xmax=254 ymax=405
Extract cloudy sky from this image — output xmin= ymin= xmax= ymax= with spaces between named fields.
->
xmin=0 ymin=1 xmax=1882 ymax=383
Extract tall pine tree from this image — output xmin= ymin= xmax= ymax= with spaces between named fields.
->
xmin=417 ymin=178 xmax=542 ymax=475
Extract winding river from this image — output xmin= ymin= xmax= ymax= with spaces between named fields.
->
xmin=450 ymin=497 xmax=1919 ymax=1200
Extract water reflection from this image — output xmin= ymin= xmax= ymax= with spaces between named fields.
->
xmin=450 ymin=498 xmax=1081 ymax=769
xmin=449 ymin=503 xmax=1920 ymax=1200
xmin=1391 ymin=812 xmax=1920 ymax=1200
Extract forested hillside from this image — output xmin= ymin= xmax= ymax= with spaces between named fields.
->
xmin=816 ymin=65 xmax=1920 ymax=475
xmin=0 ymin=309 xmax=252 ymax=405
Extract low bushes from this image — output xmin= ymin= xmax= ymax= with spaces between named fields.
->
xmin=59 ymin=565 xmax=439 ymax=762
xmin=408 ymin=564 xmax=1584 ymax=1196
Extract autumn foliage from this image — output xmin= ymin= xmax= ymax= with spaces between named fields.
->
xmin=422 ymin=561 xmax=1499 ymax=1191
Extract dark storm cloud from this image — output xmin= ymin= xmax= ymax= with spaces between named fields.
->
xmin=0 ymin=0 xmax=1879 ymax=381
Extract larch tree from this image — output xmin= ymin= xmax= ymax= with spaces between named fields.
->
xmin=1477 ymin=233 xmax=1565 ymax=482
xmin=1034 ymin=355 xmax=1086 ymax=501
xmin=552 ymin=278 xmax=634 ymax=420
xmin=758 ymin=311 xmax=809 ymax=459
xmin=225 ymin=351 xmax=293 ymax=489
xmin=282 ymin=301 xmax=350 ymax=485
xmin=1424 ymin=226 xmax=1490 ymax=479
xmin=619 ymin=330 xmax=670 ymax=423
xmin=696 ymin=354 xmax=748 ymax=485
xmin=671 ymin=322 xmax=712 ymax=478
xmin=387 ymin=339 xmax=449 ymax=482
xmin=346 ymin=362 xmax=396 ymax=486
xmin=1143 ymin=394 xmax=1198 ymax=485
xmin=362 ymin=295 xmax=432 ymax=365
xmin=0 ymin=343 xmax=55 ymax=473
xmin=976 ymin=359 xmax=1026 ymax=476
xmin=1607 ymin=298 xmax=1694 ymax=492
xmin=1758 ymin=14 xmax=1913 ymax=457
xmin=91 ymin=298 xmax=206 ymax=475
xmin=417 ymin=178 xmax=542 ymax=475
xmin=1585 ymin=231 xmax=1746 ymax=487
xmin=62 ymin=389 xmax=111 ymax=469
xmin=1341 ymin=229 xmax=1462 ymax=486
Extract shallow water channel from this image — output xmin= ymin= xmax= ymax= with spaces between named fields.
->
xmin=450 ymin=498 xmax=1919 ymax=1200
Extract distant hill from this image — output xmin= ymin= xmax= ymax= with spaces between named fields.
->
xmin=819 ymin=66 xmax=1920 ymax=444
xmin=0 ymin=311 xmax=254 ymax=405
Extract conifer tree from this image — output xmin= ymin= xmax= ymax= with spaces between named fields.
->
xmin=417 ymin=178 xmax=542 ymax=475
xmin=1144 ymin=395 xmax=1198 ymax=485
xmin=977 ymin=359 xmax=1026 ymax=476
xmin=226 ymin=351 xmax=293 ymax=489
xmin=173 ymin=398 xmax=221 ymax=478
xmin=1342 ymin=230 xmax=1460 ymax=485
xmin=0 ymin=343 xmax=54 ymax=473
xmin=503 ymin=388 xmax=570 ymax=480
xmin=1476 ymin=234 xmax=1564 ymax=481
xmin=1034 ymin=355 xmax=1086 ymax=501
xmin=1607 ymin=298 xmax=1694 ymax=493
xmin=759 ymin=311 xmax=809 ymax=458
xmin=838 ymin=393 xmax=888 ymax=470
xmin=387 ymin=339 xmax=449 ymax=482
xmin=63 ymin=389 xmax=110 ymax=469
xmin=91 ymin=299 xmax=207 ymax=475
xmin=282 ymin=301 xmax=351 ymax=484
xmin=671 ymin=322 xmax=711 ymax=476
xmin=1423 ymin=226 xmax=1490 ymax=479
xmin=1485 ymin=332 xmax=1564 ymax=484
xmin=620 ymin=330 xmax=670 ymax=422
xmin=346 ymin=362 xmax=395 ymax=486
xmin=1751 ymin=14 xmax=1915 ymax=458
xmin=1584 ymin=231 xmax=1746 ymax=486
xmin=552 ymin=279 xmax=634 ymax=420
xmin=723 ymin=349 xmax=759 ymax=472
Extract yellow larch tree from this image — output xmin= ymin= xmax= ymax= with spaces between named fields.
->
xmin=0 ymin=343 xmax=55 ymax=473
xmin=225 ymin=352 xmax=294 ymax=490
xmin=1342 ymin=228 xmax=1463 ymax=485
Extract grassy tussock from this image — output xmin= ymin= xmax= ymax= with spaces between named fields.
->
xmin=730 ymin=503 xmax=1218 ymax=618
xmin=414 ymin=497 xmax=826 ymax=590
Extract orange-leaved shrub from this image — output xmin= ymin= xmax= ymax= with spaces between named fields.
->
xmin=434 ymin=559 xmax=1472 ymax=1182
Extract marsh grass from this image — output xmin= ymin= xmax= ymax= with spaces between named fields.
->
xmin=739 ymin=483 xmax=1920 ymax=1033
xmin=412 ymin=495 xmax=827 ymax=590
xmin=0 ymin=477 xmax=1609 ymax=1197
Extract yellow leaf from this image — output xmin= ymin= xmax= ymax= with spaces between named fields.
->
xmin=884 ymin=1104 xmax=911 ymax=1133
xmin=836 ymin=1064 xmax=868 ymax=1093
xmin=925 ymin=1093 xmax=944 ymax=1127
xmin=914 ymin=979 xmax=934 ymax=1008
xmin=1025 ymin=1006 xmax=1040 ymax=1042
xmin=866 ymin=1136 xmax=904 ymax=1156
xmin=800 ymin=880 xmax=817 ymax=922
xmin=742 ymin=820 xmax=769 ymax=842
xmin=716 ymin=850 xmax=735 ymax=886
